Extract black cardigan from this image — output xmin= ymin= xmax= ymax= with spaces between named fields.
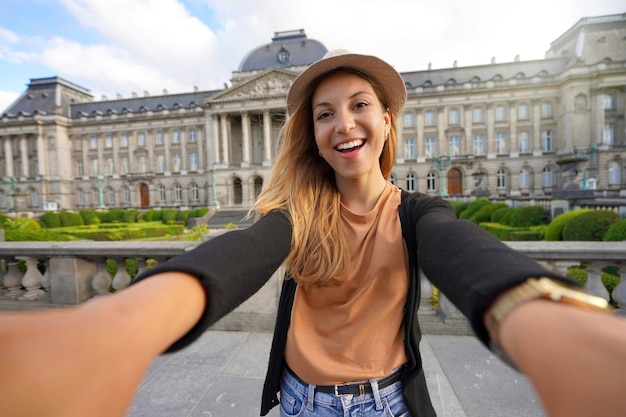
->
xmin=133 ymin=192 xmax=566 ymax=416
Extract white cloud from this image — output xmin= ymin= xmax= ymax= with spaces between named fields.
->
xmin=0 ymin=91 xmax=20 ymax=113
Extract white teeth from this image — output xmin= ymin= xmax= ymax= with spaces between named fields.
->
xmin=336 ymin=139 xmax=364 ymax=151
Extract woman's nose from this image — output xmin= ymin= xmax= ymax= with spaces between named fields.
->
xmin=334 ymin=110 xmax=355 ymax=134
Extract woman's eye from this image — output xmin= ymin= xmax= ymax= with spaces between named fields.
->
xmin=316 ymin=111 xmax=331 ymax=120
xmin=354 ymin=101 xmax=368 ymax=109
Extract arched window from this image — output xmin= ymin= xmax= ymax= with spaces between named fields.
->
xmin=190 ymin=183 xmax=199 ymax=201
xmin=608 ymin=162 xmax=621 ymax=184
xmin=497 ymin=169 xmax=508 ymax=188
xmin=542 ymin=167 xmax=554 ymax=187
xmin=159 ymin=184 xmax=166 ymax=202
xmin=406 ymin=173 xmax=416 ymax=192
xmin=519 ymin=167 xmax=532 ymax=188
xmin=174 ymin=184 xmax=183 ymax=201
xmin=426 ymin=172 xmax=437 ymax=192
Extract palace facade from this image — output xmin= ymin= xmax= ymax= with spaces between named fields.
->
xmin=0 ymin=16 xmax=625 ymax=215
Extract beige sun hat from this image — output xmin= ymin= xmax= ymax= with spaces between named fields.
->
xmin=287 ymin=49 xmax=407 ymax=116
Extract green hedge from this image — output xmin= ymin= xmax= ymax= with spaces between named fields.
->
xmin=479 ymin=222 xmax=516 ymax=240
xmin=562 ymin=210 xmax=621 ymax=241
xmin=448 ymin=201 xmax=468 ymax=218
xmin=508 ymin=206 xmax=547 ymax=228
xmin=491 ymin=207 xmax=512 ymax=223
xmin=603 ymin=218 xmax=626 ymax=241
xmin=470 ymin=203 xmax=508 ymax=224
xmin=459 ymin=198 xmax=491 ymax=220
xmin=79 ymin=209 xmax=99 ymax=225
xmin=40 ymin=211 xmax=61 ymax=228
xmin=510 ymin=230 xmax=543 ymax=241
xmin=544 ymin=209 xmax=593 ymax=241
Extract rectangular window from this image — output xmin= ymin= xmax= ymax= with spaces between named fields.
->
xmin=90 ymin=136 xmax=98 ymax=149
xmin=159 ymin=185 xmax=166 ymax=202
xmin=92 ymin=159 xmax=99 ymax=176
xmin=519 ymin=131 xmax=530 ymax=153
xmin=448 ymin=109 xmax=459 ymax=125
xmin=156 ymin=131 xmax=164 ymax=145
xmin=541 ymin=130 xmax=553 ymax=151
xmin=473 ymin=107 xmax=484 ymax=123
xmin=120 ymin=134 xmax=129 ymax=147
xmin=495 ymin=133 xmax=507 ymax=154
xmin=403 ymin=112 xmax=415 ymax=128
xmin=518 ymin=104 xmax=529 ymax=120
xmin=603 ymin=123 xmax=614 ymax=146
xmin=157 ymin=155 xmax=165 ymax=173
xmin=138 ymin=133 xmax=146 ymax=146
xmin=189 ymin=128 xmax=197 ymax=142
xmin=424 ymin=111 xmax=436 ymax=126
xmin=473 ymin=134 xmax=484 ymax=155
xmin=449 ymin=136 xmax=460 ymax=156
xmin=106 ymin=158 xmax=114 ymax=175
xmin=425 ymin=137 xmax=436 ymax=158
xmin=139 ymin=156 xmax=147 ymax=173
xmin=172 ymin=130 xmax=180 ymax=143
xmin=75 ymin=138 xmax=83 ymax=150
xmin=105 ymin=135 xmax=113 ymax=148
xmin=495 ymin=106 xmax=506 ymax=121
xmin=541 ymin=103 xmax=552 ymax=118
xmin=76 ymin=160 xmax=84 ymax=177
xmin=172 ymin=153 xmax=181 ymax=172
xmin=108 ymin=188 xmax=115 ymax=205
xmin=189 ymin=152 xmax=198 ymax=171
xmin=404 ymin=139 xmax=415 ymax=159
xmin=123 ymin=187 xmax=130 ymax=204
xmin=122 ymin=157 xmax=129 ymax=174
xmin=543 ymin=168 xmax=553 ymax=187
xmin=426 ymin=172 xmax=436 ymax=192
xmin=603 ymin=94 xmax=613 ymax=109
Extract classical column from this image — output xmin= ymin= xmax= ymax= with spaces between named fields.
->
xmin=463 ymin=105 xmax=472 ymax=156
xmin=221 ymin=114 xmax=230 ymax=166
xmin=416 ymin=110 xmax=425 ymax=161
xmin=508 ymin=101 xmax=518 ymax=156
xmin=36 ymin=128 xmax=46 ymax=178
xmin=436 ymin=106 xmax=446 ymax=155
xmin=196 ymin=126 xmax=205 ymax=171
xmin=532 ymin=100 xmax=542 ymax=155
xmin=19 ymin=136 xmax=29 ymax=178
xmin=4 ymin=138 xmax=14 ymax=177
xmin=486 ymin=103 xmax=495 ymax=158
xmin=211 ymin=114 xmax=220 ymax=165
xmin=241 ymin=111 xmax=251 ymax=167
xmin=263 ymin=110 xmax=272 ymax=166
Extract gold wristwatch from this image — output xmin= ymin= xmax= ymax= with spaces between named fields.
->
xmin=485 ymin=277 xmax=613 ymax=370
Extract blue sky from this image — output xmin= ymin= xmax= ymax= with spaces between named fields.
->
xmin=1 ymin=0 xmax=624 ymax=112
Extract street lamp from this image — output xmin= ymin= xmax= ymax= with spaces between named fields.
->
xmin=92 ymin=174 xmax=107 ymax=209
xmin=2 ymin=177 xmax=18 ymax=211
xmin=432 ymin=154 xmax=451 ymax=197
xmin=573 ymin=144 xmax=597 ymax=190
xmin=210 ymin=164 xmax=220 ymax=208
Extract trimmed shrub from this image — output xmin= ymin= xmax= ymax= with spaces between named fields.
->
xmin=0 ymin=212 xmax=10 ymax=228
xmin=510 ymin=230 xmax=543 ymax=241
xmin=491 ymin=207 xmax=512 ymax=224
xmin=448 ymin=201 xmax=468 ymax=218
xmin=544 ymin=209 xmax=593 ymax=241
xmin=40 ymin=211 xmax=61 ymax=228
xmin=95 ymin=210 xmax=108 ymax=223
xmin=471 ymin=203 xmax=508 ymax=224
xmin=14 ymin=217 xmax=42 ymax=231
xmin=152 ymin=210 xmax=163 ymax=221
xmin=80 ymin=209 xmax=99 ymax=225
xmin=162 ymin=209 xmax=177 ymax=223
xmin=144 ymin=209 xmax=156 ymax=222
xmin=176 ymin=210 xmax=190 ymax=223
xmin=480 ymin=222 xmax=515 ymax=240
xmin=508 ymin=206 xmax=547 ymax=228
xmin=60 ymin=211 xmax=84 ymax=227
xmin=5 ymin=229 xmax=74 ymax=241
xmin=105 ymin=208 xmax=125 ymax=223
xmin=603 ymin=218 xmax=626 ymax=241
xmin=562 ymin=210 xmax=621 ymax=241
xmin=123 ymin=209 xmax=139 ymax=223
xmin=499 ymin=209 xmax=514 ymax=226
xmin=459 ymin=198 xmax=491 ymax=220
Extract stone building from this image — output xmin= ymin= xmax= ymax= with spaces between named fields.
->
xmin=0 ymin=16 xmax=624 ymax=215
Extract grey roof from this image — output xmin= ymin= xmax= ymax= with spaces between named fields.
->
xmin=401 ymin=58 xmax=567 ymax=89
xmin=70 ymin=90 xmax=221 ymax=118
xmin=2 ymin=77 xmax=92 ymax=117
xmin=239 ymin=29 xmax=327 ymax=72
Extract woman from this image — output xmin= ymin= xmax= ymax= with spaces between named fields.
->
xmin=1 ymin=50 xmax=625 ymax=417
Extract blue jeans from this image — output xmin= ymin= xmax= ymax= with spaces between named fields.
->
xmin=279 ymin=368 xmax=413 ymax=417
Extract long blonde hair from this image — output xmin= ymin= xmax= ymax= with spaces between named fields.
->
xmin=252 ymin=68 xmax=398 ymax=286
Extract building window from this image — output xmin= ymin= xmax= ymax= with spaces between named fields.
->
xmin=495 ymin=133 xmax=507 ymax=154
xmin=497 ymin=169 xmax=508 ymax=188
xmin=174 ymin=184 xmax=182 ymax=201
xmin=603 ymin=94 xmax=613 ymax=109
xmin=108 ymin=188 xmax=115 ymax=205
xmin=172 ymin=130 xmax=180 ymax=144
xmin=519 ymin=131 xmax=530 ymax=153
xmin=76 ymin=160 xmax=84 ymax=177
xmin=75 ymin=138 xmax=82 ymax=150
xmin=406 ymin=173 xmax=416 ymax=192
xmin=424 ymin=111 xmax=436 ymax=126
xmin=448 ymin=108 xmax=459 ymax=125
xmin=403 ymin=112 xmax=415 ymax=128
xmin=425 ymin=137 xmax=436 ymax=158
xmin=106 ymin=158 xmax=114 ymax=175
xmin=543 ymin=167 xmax=554 ymax=187
xmin=449 ymin=136 xmax=460 ymax=156
xmin=473 ymin=134 xmax=484 ymax=155
xmin=157 ymin=155 xmax=165 ymax=173
xmin=495 ymin=105 xmax=506 ymax=121
xmin=122 ymin=157 xmax=129 ymax=175
xmin=426 ymin=172 xmax=436 ymax=192
xmin=90 ymin=136 xmax=98 ymax=149
xmin=123 ymin=187 xmax=130 ymax=204
xmin=541 ymin=130 xmax=553 ymax=151
xmin=473 ymin=107 xmax=484 ymax=123
xmin=78 ymin=190 xmax=85 ymax=205
xmin=156 ymin=131 xmax=164 ymax=145
xmin=541 ymin=102 xmax=553 ymax=118
xmin=190 ymin=183 xmax=199 ymax=201
xmin=105 ymin=135 xmax=113 ymax=148
xmin=518 ymin=104 xmax=529 ymax=120
xmin=92 ymin=159 xmax=99 ymax=176
xmin=121 ymin=134 xmax=129 ymax=147
xmin=189 ymin=152 xmax=198 ymax=171
xmin=404 ymin=139 xmax=415 ymax=159
xmin=173 ymin=154 xmax=181 ymax=172
xmin=519 ymin=167 xmax=531 ymax=188
xmin=139 ymin=156 xmax=147 ymax=173
xmin=189 ymin=128 xmax=196 ymax=142
xmin=138 ymin=133 xmax=146 ymax=146
xmin=603 ymin=123 xmax=614 ymax=146
xmin=31 ymin=190 xmax=38 ymax=208
xmin=608 ymin=162 xmax=621 ymax=184
xmin=159 ymin=184 xmax=166 ymax=202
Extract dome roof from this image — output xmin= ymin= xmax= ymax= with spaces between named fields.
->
xmin=239 ymin=29 xmax=327 ymax=72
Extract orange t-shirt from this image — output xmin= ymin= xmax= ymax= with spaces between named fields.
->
xmin=285 ymin=183 xmax=409 ymax=385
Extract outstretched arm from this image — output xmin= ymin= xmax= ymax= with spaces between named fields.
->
xmin=0 ymin=272 xmax=205 ymax=417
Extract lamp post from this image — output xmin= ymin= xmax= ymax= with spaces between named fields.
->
xmin=573 ymin=144 xmax=597 ymax=190
xmin=210 ymin=164 xmax=220 ymax=208
xmin=92 ymin=174 xmax=107 ymax=209
xmin=432 ymin=154 xmax=451 ymax=197
xmin=3 ymin=177 xmax=18 ymax=211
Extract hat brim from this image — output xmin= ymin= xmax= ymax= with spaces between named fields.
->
xmin=287 ymin=50 xmax=407 ymax=116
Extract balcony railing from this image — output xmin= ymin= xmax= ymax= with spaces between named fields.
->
xmin=0 ymin=239 xmax=624 ymax=332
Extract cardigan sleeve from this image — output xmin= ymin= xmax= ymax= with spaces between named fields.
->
xmin=401 ymin=194 xmax=571 ymax=346
xmin=131 ymin=210 xmax=292 ymax=352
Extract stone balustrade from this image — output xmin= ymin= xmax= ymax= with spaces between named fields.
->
xmin=0 ymin=238 xmax=624 ymax=334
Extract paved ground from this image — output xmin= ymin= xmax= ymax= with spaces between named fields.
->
xmin=126 ymin=331 xmax=546 ymax=417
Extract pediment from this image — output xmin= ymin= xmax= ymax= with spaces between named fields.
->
xmin=209 ymin=69 xmax=297 ymax=102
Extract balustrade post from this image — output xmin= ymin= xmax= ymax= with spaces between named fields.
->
xmin=583 ymin=262 xmax=610 ymax=301
xmin=92 ymin=259 xmax=112 ymax=297
xmin=17 ymin=257 xmax=45 ymax=301
xmin=112 ymin=258 xmax=131 ymax=291
xmin=49 ymin=257 xmax=97 ymax=304
xmin=3 ymin=260 xmax=24 ymax=299
xmin=612 ymin=262 xmax=625 ymax=316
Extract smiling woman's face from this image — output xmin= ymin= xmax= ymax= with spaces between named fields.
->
xmin=311 ymin=71 xmax=391 ymax=188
